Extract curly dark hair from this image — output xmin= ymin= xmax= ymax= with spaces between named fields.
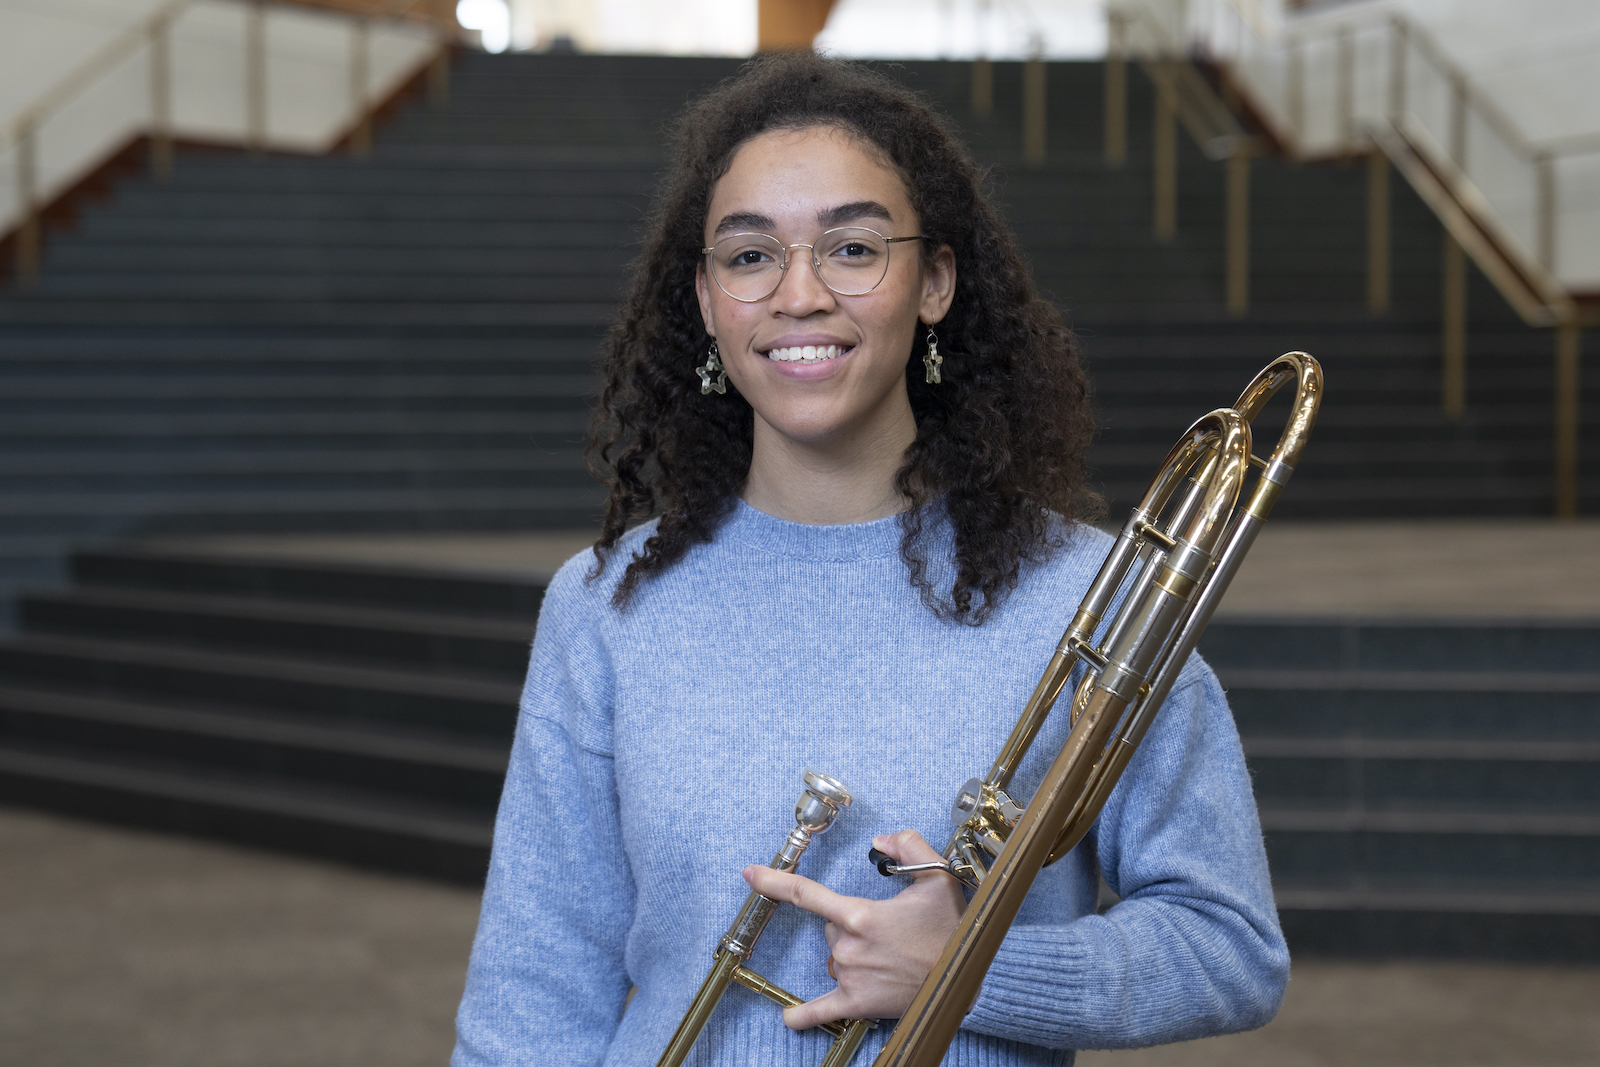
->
xmin=586 ymin=52 xmax=1099 ymax=623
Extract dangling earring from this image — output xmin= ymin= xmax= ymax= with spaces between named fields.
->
xmin=922 ymin=327 xmax=943 ymax=385
xmin=696 ymin=341 xmax=727 ymax=395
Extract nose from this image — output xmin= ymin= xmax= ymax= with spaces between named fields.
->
xmin=769 ymin=242 xmax=835 ymax=317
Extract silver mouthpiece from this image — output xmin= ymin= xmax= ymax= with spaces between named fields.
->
xmin=796 ymin=770 xmax=852 ymax=834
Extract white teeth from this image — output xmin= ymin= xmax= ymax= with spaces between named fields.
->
xmin=767 ymin=345 xmax=842 ymax=363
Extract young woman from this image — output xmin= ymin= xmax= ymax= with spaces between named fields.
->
xmin=453 ymin=54 xmax=1287 ymax=1067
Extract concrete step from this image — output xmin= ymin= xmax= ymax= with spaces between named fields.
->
xmin=0 ymin=632 xmax=520 ymax=737
xmin=0 ymin=681 xmax=507 ymax=810
xmin=72 ymin=548 xmax=549 ymax=618
xmin=19 ymin=585 xmax=535 ymax=675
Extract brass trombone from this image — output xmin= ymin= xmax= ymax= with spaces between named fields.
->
xmin=869 ymin=352 xmax=1323 ymax=1067
xmin=653 ymin=353 xmax=1320 ymax=1067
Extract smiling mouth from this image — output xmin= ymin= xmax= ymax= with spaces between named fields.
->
xmin=765 ymin=344 xmax=848 ymax=364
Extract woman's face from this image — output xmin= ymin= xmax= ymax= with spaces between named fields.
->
xmin=696 ymin=125 xmax=956 ymax=452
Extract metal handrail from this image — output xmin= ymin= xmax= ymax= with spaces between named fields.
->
xmin=1 ymin=0 xmax=444 ymax=152
xmin=3 ymin=0 xmax=453 ymax=282
xmin=1 ymin=0 xmax=195 ymax=150
xmin=1198 ymin=1 xmax=1600 ymax=288
xmin=1180 ymin=0 xmax=1596 ymax=518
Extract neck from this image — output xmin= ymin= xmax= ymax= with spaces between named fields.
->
xmin=742 ymin=404 xmax=917 ymax=526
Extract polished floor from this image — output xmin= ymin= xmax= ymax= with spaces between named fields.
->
xmin=3 ymin=806 xmax=1597 ymax=1067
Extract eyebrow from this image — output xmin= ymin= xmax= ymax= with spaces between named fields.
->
xmin=710 ymin=200 xmax=897 ymax=239
xmin=817 ymin=200 xmax=895 ymax=228
xmin=712 ymin=211 xmax=777 ymax=237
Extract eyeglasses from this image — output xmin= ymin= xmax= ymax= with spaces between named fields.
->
xmin=701 ymin=226 xmax=927 ymax=303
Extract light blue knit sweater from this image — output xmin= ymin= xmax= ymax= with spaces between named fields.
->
xmin=453 ymin=502 xmax=1288 ymax=1067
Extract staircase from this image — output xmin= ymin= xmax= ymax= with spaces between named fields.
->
xmin=1201 ymin=617 xmax=1600 ymax=960
xmin=0 ymin=52 xmax=1594 ymax=956
xmin=0 ymin=55 xmax=1590 ymax=615
xmin=0 ymin=546 xmax=542 ymax=882
xmin=0 ymin=542 xmax=1594 ymax=956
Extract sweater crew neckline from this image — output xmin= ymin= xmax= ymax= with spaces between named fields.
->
xmin=726 ymin=498 xmax=911 ymax=561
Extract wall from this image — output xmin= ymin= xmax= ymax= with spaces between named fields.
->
xmin=504 ymin=0 xmax=757 ymax=54
xmin=817 ymin=0 xmax=1111 ymax=59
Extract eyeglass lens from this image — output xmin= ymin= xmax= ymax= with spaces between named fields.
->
xmin=708 ymin=227 xmax=893 ymax=301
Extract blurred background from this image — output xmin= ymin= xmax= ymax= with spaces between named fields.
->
xmin=0 ymin=0 xmax=1596 ymax=1063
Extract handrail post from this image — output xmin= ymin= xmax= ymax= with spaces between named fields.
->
xmin=1336 ymin=26 xmax=1354 ymax=150
xmin=972 ymin=57 xmax=993 ymax=118
xmin=1152 ymin=68 xmax=1176 ymax=240
xmin=1449 ymin=73 xmax=1468 ymax=169
xmin=1441 ymin=232 xmax=1467 ymax=418
xmin=14 ymin=121 xmax=40 ymax=286
xmin=1286 ymin=37 xmax=1304 ymax=155
xmin=1104 ymin=12 xmax=1126 ymax=166
xmin=1225 ymin=149 xmax=1250 ymax=317
xmin=1536 ymin=153 xmax=1556 ymax=274
xmin=1388 ymin=16 xmax=1407 ymax=119
xmin=1023 ymin=44 xmax=1046 ymax=166
xmin=348 ymin=18 xmax=371 ymax=157
xmin=1554 ymin=322 xmax=1582 ymax=519
xmin=246 ymin=1 xmax=267 ymax=153
xmin=150 ymin=13 xmax=173 ymax=182
xmin=1367 ymin=148 xmax=1390 ymax=313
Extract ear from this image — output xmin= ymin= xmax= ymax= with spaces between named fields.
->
xmin=696 ymin=260 xmax=716 ymax=340
xmin=918 ymin=243 xmax=957 ymax=326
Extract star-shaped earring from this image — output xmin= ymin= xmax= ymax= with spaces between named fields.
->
xmin=697 ymin=342 xmax=727 ymax=395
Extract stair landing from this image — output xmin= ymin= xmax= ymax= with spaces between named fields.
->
xmin=141 ymin=517 xmax=1600 ymax=619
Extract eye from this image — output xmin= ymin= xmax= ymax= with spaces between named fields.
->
xmin=835 ymin=242 xmax=871 ymax=258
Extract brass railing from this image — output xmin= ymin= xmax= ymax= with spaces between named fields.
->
xmin=2 ymin=0 xmax=455 ymax=285
xmin=1114 ymin=0 xmax=1598 ymax=518
xmin=1106 ymin=5 xmax=1263 ymax=318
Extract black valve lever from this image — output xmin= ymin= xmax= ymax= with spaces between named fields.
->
xmin=869 ymin=847 xmax=953 ymax=878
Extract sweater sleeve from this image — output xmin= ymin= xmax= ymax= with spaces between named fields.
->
xmin=452 ymin=564 xmax=634 ymax=1067
xmin=960 ymin=660 xmax=1289 ymax=1051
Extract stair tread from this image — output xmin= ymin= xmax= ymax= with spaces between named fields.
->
xmin=1273 ymin=886 xmax=1600 ymax=914
xmin=1218 ymin=668 xmax=1600 ymax=691
xmin=1259 ymin=807 xmax=1600 ymax=835
xmin=1243 ymin=737 xmax=1600 ymax=761
xmin=2 ymin=633 xmax=523 ymax=703
xmin=0 ymin=680 xmax=509 ymax=770
xmin=0 ymin=743 xmax=492 ymax=846
xmin=30 ymin=585 xmax=537 ymax=644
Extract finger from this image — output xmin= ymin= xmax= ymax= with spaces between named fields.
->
xmin=782 ymin=987 xmax=855 ymax=1032
xmin=742 ymin=866 xmax=857 ymax=924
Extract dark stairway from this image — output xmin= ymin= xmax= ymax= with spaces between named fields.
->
xmin=0 ymin=54 xmax=1594 ymax=954
xmin=1200 ymin=617 xmax=1600 ymax=960
xmin=0 ymin=54 xmax=1591 ymax=615
xmin=0 ymin=546 xmax=544 ymax=882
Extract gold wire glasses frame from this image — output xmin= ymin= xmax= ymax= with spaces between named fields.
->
xmin=701 ymin=226 xmax=927 ymax=303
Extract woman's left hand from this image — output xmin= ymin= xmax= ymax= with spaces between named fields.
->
xmin=741 ymin=828 xmax=966 ymax=1030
